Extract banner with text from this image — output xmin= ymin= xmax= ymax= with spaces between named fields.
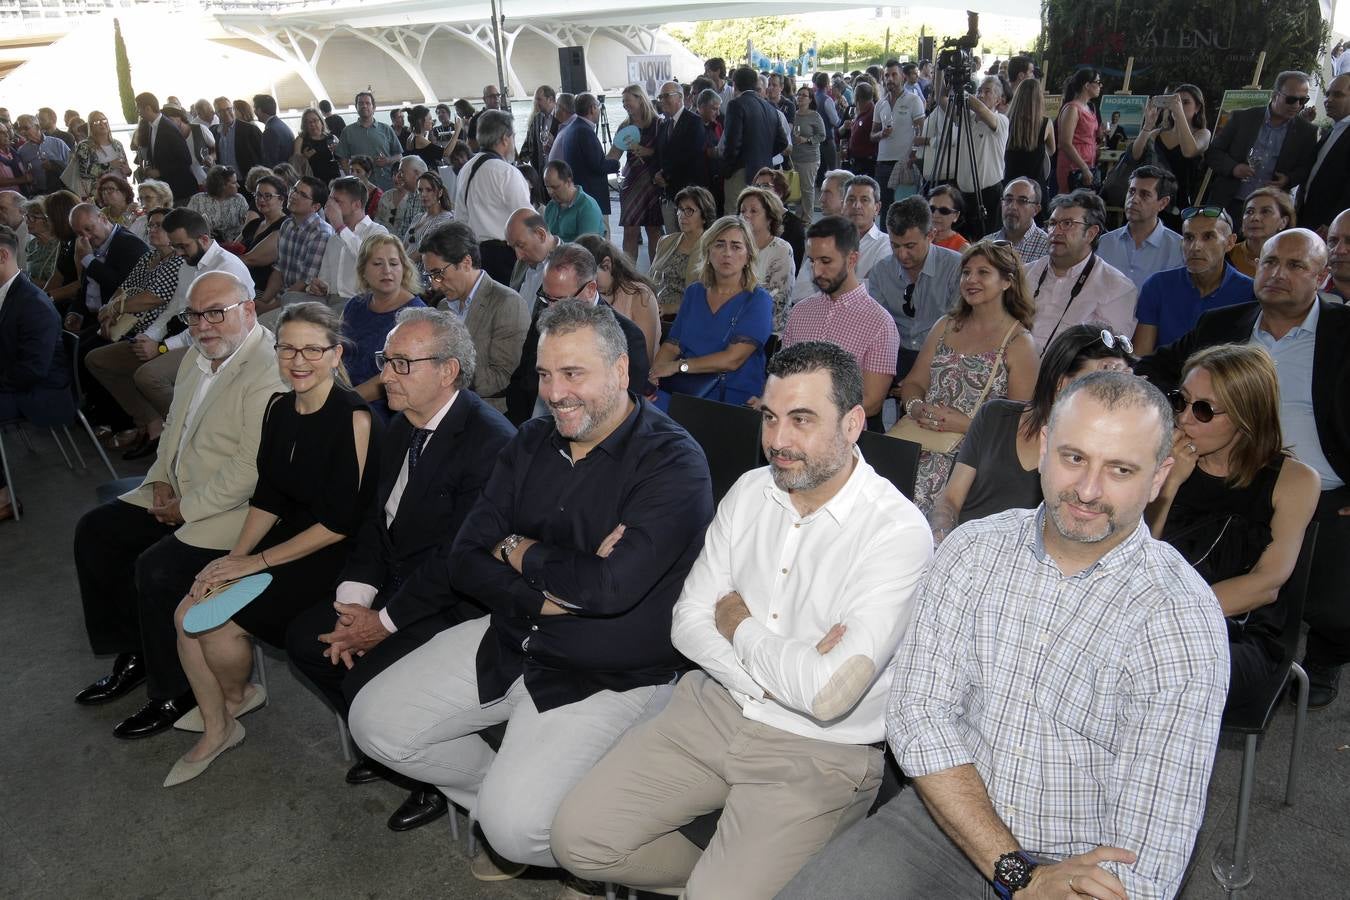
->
xmin=627 ymin=55 xmax=673 ymax=99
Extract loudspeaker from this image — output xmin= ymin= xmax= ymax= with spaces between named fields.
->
xmin=918 ymin=36 xmax=935 ymax=64
xmin=559 ymin=46 xmax=587 ymax=94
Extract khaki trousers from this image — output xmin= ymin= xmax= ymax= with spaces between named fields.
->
xmin=723 ymin=170 xmax=749 ymax=216
xmin=85 ymin=342 xmax=186 ymax=428
xmin=551 ymin=670 xmax=883 ymax=899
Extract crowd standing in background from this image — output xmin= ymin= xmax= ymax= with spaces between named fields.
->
xmin=2 ymin=42 xmax=1350 ymax=900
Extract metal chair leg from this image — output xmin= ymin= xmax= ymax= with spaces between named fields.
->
xmin=76 ymin=411 xmax=118 ymax=479
xmin=467 ymin=813 xmax=478 ymax=856
xmin=606 ymin=884 xmax=617 ymax=900
xmin=336 ymin=711 xmax=354 ymax=763
xmin=1287 ymin=662 xmax=1309 ymax=805
xmin=48 ymin=428 xmax=74 ymax=470
xmin=447 ymin=802 xmax=459 ymax=842
xmin=0 ymin=433 xmax=18 ymax=521
xmin=17 ymin=425 xmax=35 ymax=453
xmin=251 ymin=641 xmax=269 ymax=695
xmin=1211 ymin=732 xmax=1259 ymax=890
xmin=63 ymin=426 xmax=89 ymax=470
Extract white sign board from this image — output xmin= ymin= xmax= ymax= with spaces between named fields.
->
xmin=627 ymin=54 xmax=673 ymax=98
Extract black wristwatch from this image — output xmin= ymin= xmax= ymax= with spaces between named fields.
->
xmin=992 ymin=850 xmax=1038 ymax=898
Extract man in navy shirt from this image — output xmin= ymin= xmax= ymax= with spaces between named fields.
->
xmin=1132 ymin=207 xmax=1253 ymax=356
xmin=350 ymin=300 xmax=713 ymax=886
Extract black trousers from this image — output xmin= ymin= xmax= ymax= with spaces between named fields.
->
xmin=1225 ymin=632 xmax=1281 ymax=716
xmin=1305 ymin=487 xmax=1350 ymax=668
xmin=73 ymin=499 xmax=222 ymax=700
xmin=285 ymin=598 xmax=468 ymax=718
xmin=876 ymin=160 xmax=898 ymax=211
xmin=480 ymin=239 xmax=517 ymax=289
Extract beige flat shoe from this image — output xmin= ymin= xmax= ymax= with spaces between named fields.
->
xmin=173 ymin=683 xmax=267 ymax=733
xmin=163 ymin=720 xmax=245 ymax=787
xmin=469 ymin=845 xmax=528 ymax=882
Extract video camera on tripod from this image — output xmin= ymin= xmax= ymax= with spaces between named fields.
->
xmin=936 ymin=11 xmax=981 ymax=93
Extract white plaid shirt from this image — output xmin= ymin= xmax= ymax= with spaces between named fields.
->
xmin=888 ymin=506 xmax=1229 ymax=900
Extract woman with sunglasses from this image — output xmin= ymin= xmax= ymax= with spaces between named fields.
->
xmin=341 ymin=233 xmax=426 ymax=420
xmin=169 ymin=301 xmax=379 ymax=787
xmin=73 ymin=111 xmax=131 ymax=199
xmin=1147 ymin=343 xmax=1319 ymax=712
xmin=896 ymin=239 xmax=1038 ymax=513
xmin=926 ymin=185 xmax=968 ymax=252
xmin=928 ymin=324 xmax=1134 ymax=543
xmin=1228 ymin=187 xmax=1295 ymax=277
xmin=1055 ymin=69 xmax=1104 ymax=193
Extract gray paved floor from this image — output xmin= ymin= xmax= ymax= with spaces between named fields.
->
xmin=1 ymin=423 xmax=1346 ymax=899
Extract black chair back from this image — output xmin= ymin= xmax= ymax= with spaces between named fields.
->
xmin=856 ymin=430 xmax=921 ymax=501
xmin=668 ymin=393 xmax=763 ymax=503
xmin=1224 ymin=521 xmax=1318 ymax=733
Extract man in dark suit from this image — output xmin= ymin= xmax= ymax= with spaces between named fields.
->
xmin=0 ymin=225 xmax=73 ymax=520
xmin=504 ymin=242 xmax=651 ymax=425
xmin=721 ymin=65 xmax=785 ymax=213
xmin=68 ymin=203 xmax=149 ymax=326
xmin=286 ymin=307 xmax=515 ymax=831
xmin=1205 ymin=72 xmax=1319 ymax=223
xmin=136 ymin=92 xmax=197 ymax=202
xmin=1296 ymin=74 xmax=1350 ymax=234
xmin=656 ymin=80 xmax=710 ymax=233
xmin=1137 ymin=228 xmax=1350 ymax=710
xmin=553 ymin=92 xmax=620 ymax=218
xmin=212 ymin=96 xmax=263 ymax=179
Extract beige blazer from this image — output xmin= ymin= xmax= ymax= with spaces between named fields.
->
xmin=440 ymin=275 xmax=531 ymax=412
xmin=121 ymin=324 xmax=287 ymax=550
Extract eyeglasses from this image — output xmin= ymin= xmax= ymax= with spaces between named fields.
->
xmin=275 ymin=343 xmax=337 ymax=360
xmin=657 ymin=91 xmax=683 ymax=99
xmin=1181 ymin=205 xmax=1234 ymax=229
xmin=676 ymin=206 xmax=700 ymax=218
xmin=177 ymin=301 xmax=244 ymax=326
xmin=1001 ymin=195 xmax=1038 ymax=207
xmin=1279 ymin=92 xmax=1310 ymax=106
xmin=24 ymin=212 xmax=47 ymax=221
xmin=423 ymin=263 xmax=450 ymax=285
xmin=929 ymin=205 xmax=958 ymax=216
xmin=1168 ymin=390 xmax=1227 ymax=423
xmin=1097 ymin=329 xmax=1133 ymax=355
xmin=255 ymin=192 xmax=281 ymax=201
xmin=289 ymin=188 xmax=313 ymax=201
xmin=536 ymin=281 xmax=593 ymax=305
xmin=1048 ymin=218 xmax=1092 ymax=231
xmin=374 ymin=351 xmax=445 ymax=375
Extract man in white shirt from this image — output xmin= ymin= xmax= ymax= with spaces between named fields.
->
xmin=454 ymin=109 xmax=532 ymax=286
xmin=552 ymin=341 xmax=932 ymax=898
xmin=873 ymin=60 xmax=926 ymax=209
xmin=842 ymin=175 xmax=890 ymax=279
xmin=1025 ymin=190 xmax=1138 ymax=352
xmin=923 ymin=73 xmax=1009 ymax=238
xmin=308 ymin=176 xmax=389 ymax=312
xmin=1095 ymin=165 xmax=1184 ymax=291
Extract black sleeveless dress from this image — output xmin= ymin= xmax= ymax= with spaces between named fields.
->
xmin=233 ymin=385 xmax=380 ymax=647
xmin=241 ymin=216 xmax=284 ymax=293
xmin=1162 ymin=457 xmax=1286 ymax=705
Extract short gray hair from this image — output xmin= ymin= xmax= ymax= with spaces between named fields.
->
xmin=545 ymin=241 xmax=598 ymax=285
xmin=1047 ymin=189 xmax=1106 ymax=233
xmin=393 ymin=306 xmax=477 ymax=388
xmin=1274 ymin=70 xmax=1311 ymax=92
xmin=400 ymin=155 xmax=428 ymax=176
xmin=537 ymin=299 xmax=627 ymax=366
xmin=823 ymin=169 xmax=853 ymax=192
xmin=696 ymin=89 xmax=721 ymax=109
xmin=1048 ymin=369 xmax=1173 ymax=466
xmin=475 ymin=109 xmax=514 ymax=151
xmin=843 ymin=174 xmax=880 ymax=203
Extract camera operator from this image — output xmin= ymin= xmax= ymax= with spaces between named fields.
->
xmin=924 ymin=67 xmax=1008 ymax=240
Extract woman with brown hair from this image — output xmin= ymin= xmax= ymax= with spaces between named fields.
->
xmin=1131 ymin=83 xmax=1210 ymax=217
xmin=1147 ymin=343 xmax=1319 ymax=710
xmin=1003 ymin=78 xmax=1055 ymax=190
xmin=1229 ymin=187 xmax=1296 ymax=277
xmin=895 ymin=239 xmax=1039 ymax=512
xmin=648 ymin=215 xmax=774 ymax=408
xmin=608 ymin=85 xmax=663 ymax=265
xmin=648 ymin=185 xmax=714 ymax=319
xmin=94 ymin=173 xmax=136 ymax=226
xmin=735 ymin=185 xmax=795 ymax=331
xmin=73 ymin=111 xmax=132 ymax=198
xmin=576 ymin=233 xmax=661 ymax=363
xmin=40 ymin=189 xmax=82 ymax=312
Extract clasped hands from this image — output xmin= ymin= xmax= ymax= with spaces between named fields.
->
xmin=900 ymin=399 xmax=969 ymax=433
xmin=1021 ymin=846 xmax=1137 ymax=900
xmin=147 ymin=481 xmax=183 ymax=526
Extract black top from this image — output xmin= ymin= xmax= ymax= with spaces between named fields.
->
xmin=324 ymin=114 xmax=346 ymax=137
xmin=955 ymin=399 xmax=1042 ymax=523
xmin=448 ymin=395 xmax=715 ymax=711
xmin=1003 ymin=117 xmax=1049 ymax=183
xmin=1155 ymin=137 xmax=1204 ymax=214
xmin=781 ymin=210 xmax=805 ymax=277
xmin=1162 ymin=457 xmax=1285 ymax=658
xmin=408 ymin=137 xmax=444 ymax=171
xmin=253 ymin=384 xmax=380 ymax=546
xmin=303 ymin=134 xmax=341 ymax=183
xmin=241 ymin=215 xmax=285 ymax=292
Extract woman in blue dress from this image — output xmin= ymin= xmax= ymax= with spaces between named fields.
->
xmin=341 ymin=233 xmax=426 ymax=420
xmin=648 ymin=215 xmax=773 ymax=409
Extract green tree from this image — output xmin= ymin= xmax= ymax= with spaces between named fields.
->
xmin=114 ymin=18 xmax=136 ymax=125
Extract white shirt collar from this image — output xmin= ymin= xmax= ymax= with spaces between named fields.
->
xmin=411 ymin=390 xmax=458 ymax=432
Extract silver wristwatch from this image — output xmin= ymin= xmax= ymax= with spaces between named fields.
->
xmin=498 ymin=534 xmax=525 ymax=564
xmin=678 ymin=359 xmax=691 ymax=373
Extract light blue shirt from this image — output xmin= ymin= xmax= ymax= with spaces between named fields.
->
xmin=1096 ymin=221 xmax=1184 ymax=292
xmin=1251 ymin=301 xmax=1343 ymax=490
xmin=867 ymin=242 xmax=963 ymax=351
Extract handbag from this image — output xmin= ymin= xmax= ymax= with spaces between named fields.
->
xmin=1101 ymin=141 xmax=1155 ymax=208
xmin=785 ymin=166 xmax=802 ymax=204
xmin=59 ymin=151 xmax=82 ymax=195
xmin=101 ymin=290 xmax=140 ymax=342
xmin=888 ymin=320 xmax=1019 ymax=454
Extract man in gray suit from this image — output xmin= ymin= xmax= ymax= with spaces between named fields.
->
xmin=419 ymin=223 xmax=531 ymax=413
xmin=1206 ymin=71 xmax=1319 ymax=222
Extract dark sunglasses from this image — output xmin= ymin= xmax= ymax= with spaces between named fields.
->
xmin=929 ymin=205 xmax=958 ymax=217
xmin=1168 ymin=390 xmax=1226 ymax=423
xmin=1279 ymin=92 xmax=1310 ymax=106
xmin=1180 ymin=206 xmax=1234 ymax=229
xmin=1098 ymin=330 xmax=1133 ymax=355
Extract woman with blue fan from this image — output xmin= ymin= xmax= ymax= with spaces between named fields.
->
xmin=167 ymin=302 xmax=379 ymax=787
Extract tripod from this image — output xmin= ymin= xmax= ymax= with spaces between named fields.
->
xmin=928 ymin=78 xmax=990 ymax=236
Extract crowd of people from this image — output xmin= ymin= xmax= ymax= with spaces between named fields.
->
xmin=2 ymin=44 xmax=1350 ymax=900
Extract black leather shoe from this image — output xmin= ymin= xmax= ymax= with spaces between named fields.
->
xmin=1306 ymin=663 xmax=1342 ymax=710
xmin=387 ymin=787 xmax=448 ymax=832
xmin=345 ymin=756 xmax=387 ymax=785
xmin=122 ymin=435 xmax=160 ymax=461
xmin=113 ymin=692 xmax=196 ymax=740
xmin=75 ymin=652 xmax=145 ymax=705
